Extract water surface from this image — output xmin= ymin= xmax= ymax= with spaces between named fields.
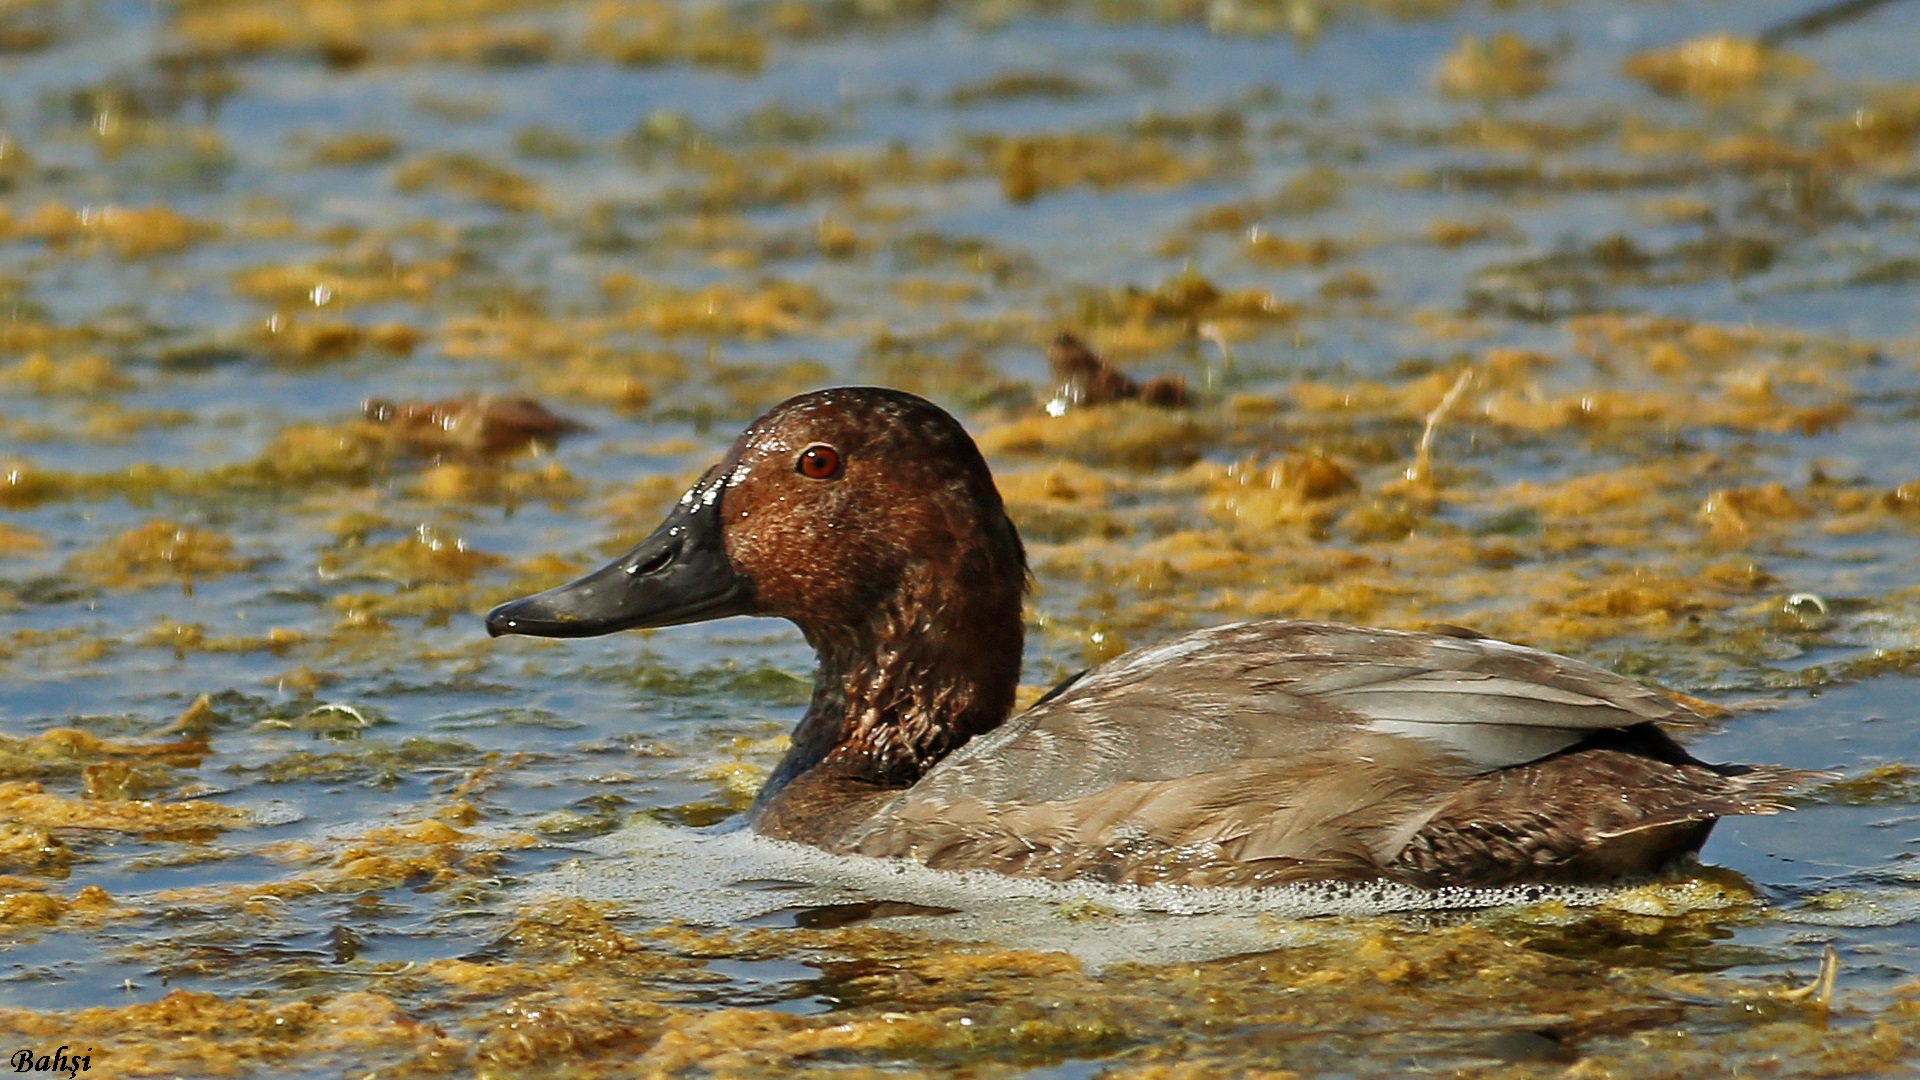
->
xmin=3 ymin=0 xmax=1920 ymax=1075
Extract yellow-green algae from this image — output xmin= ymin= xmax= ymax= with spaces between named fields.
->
xmin=3 ymin=0 xmax=1920 ymax=1075
xmin=0 ymin=891 xmax=1888 ymax=1079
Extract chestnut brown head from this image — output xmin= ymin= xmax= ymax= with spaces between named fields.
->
xmin=485 ymin=387 xmax=1025 ymax=644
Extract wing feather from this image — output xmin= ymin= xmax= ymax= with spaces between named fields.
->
xmin=841 ymin=620 xmax=1786 ymax=885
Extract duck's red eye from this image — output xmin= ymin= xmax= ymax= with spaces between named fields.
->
xmin=797 ymin=444 xmax=842 ymax=480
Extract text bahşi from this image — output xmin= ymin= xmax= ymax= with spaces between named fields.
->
xmin=10 ymin=1048 xmax=91 ymax=1077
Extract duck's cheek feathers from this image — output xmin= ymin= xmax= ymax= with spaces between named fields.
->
xmin=724 ymin=508 xmax=879 ymax=624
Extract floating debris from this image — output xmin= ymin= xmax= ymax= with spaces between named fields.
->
xmin=363 ymin=394 xmax=587 ymax=457
xmin=1043 ymin=331 xmax=1187 ymax=414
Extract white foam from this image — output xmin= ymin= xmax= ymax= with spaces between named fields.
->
xmin=519 ymin=819 xmax=1625 ymax=970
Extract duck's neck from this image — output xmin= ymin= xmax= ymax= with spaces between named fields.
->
xmin=752 ymin=567 xmax=1023 ymax=818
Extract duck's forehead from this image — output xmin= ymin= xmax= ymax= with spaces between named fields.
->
xmin=721 ymin=396 xmax=841 ymax=483
xmin=741 ymin=390 xmax=936 ymax=454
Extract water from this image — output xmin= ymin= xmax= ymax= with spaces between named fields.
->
xmin=3 ymin=0 xmax=1920 ymax=1074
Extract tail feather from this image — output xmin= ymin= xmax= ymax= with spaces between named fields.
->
xmin=1390 ymin=753 xmax=1827 ymax=888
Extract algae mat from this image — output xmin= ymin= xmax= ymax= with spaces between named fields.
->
xmin=5 ymin=0 xmax=1920 ymax=1075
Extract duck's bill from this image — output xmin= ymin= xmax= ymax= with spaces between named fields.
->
xmin=485 ymin=492 xmax=753 ymax=639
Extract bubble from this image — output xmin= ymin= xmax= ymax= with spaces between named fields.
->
xmin=247 ymin=801 xmax=306 ymax=827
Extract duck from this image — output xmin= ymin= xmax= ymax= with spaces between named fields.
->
xmin=486 ymin=386 xmax=1814 ymax=889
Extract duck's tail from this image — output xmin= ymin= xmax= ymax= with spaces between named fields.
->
xmin=1388 ymin=751 xmax=1829 ymax=888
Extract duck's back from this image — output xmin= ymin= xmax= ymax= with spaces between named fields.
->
xmin=836 ymin=621 xmax=1809 ymax=888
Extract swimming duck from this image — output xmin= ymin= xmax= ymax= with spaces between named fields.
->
xmin=487 ymin=387 xmax=1812 ymax=889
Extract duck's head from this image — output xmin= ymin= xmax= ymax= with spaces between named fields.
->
xmin=486 ymin=387 xmax=1027 ymax=661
